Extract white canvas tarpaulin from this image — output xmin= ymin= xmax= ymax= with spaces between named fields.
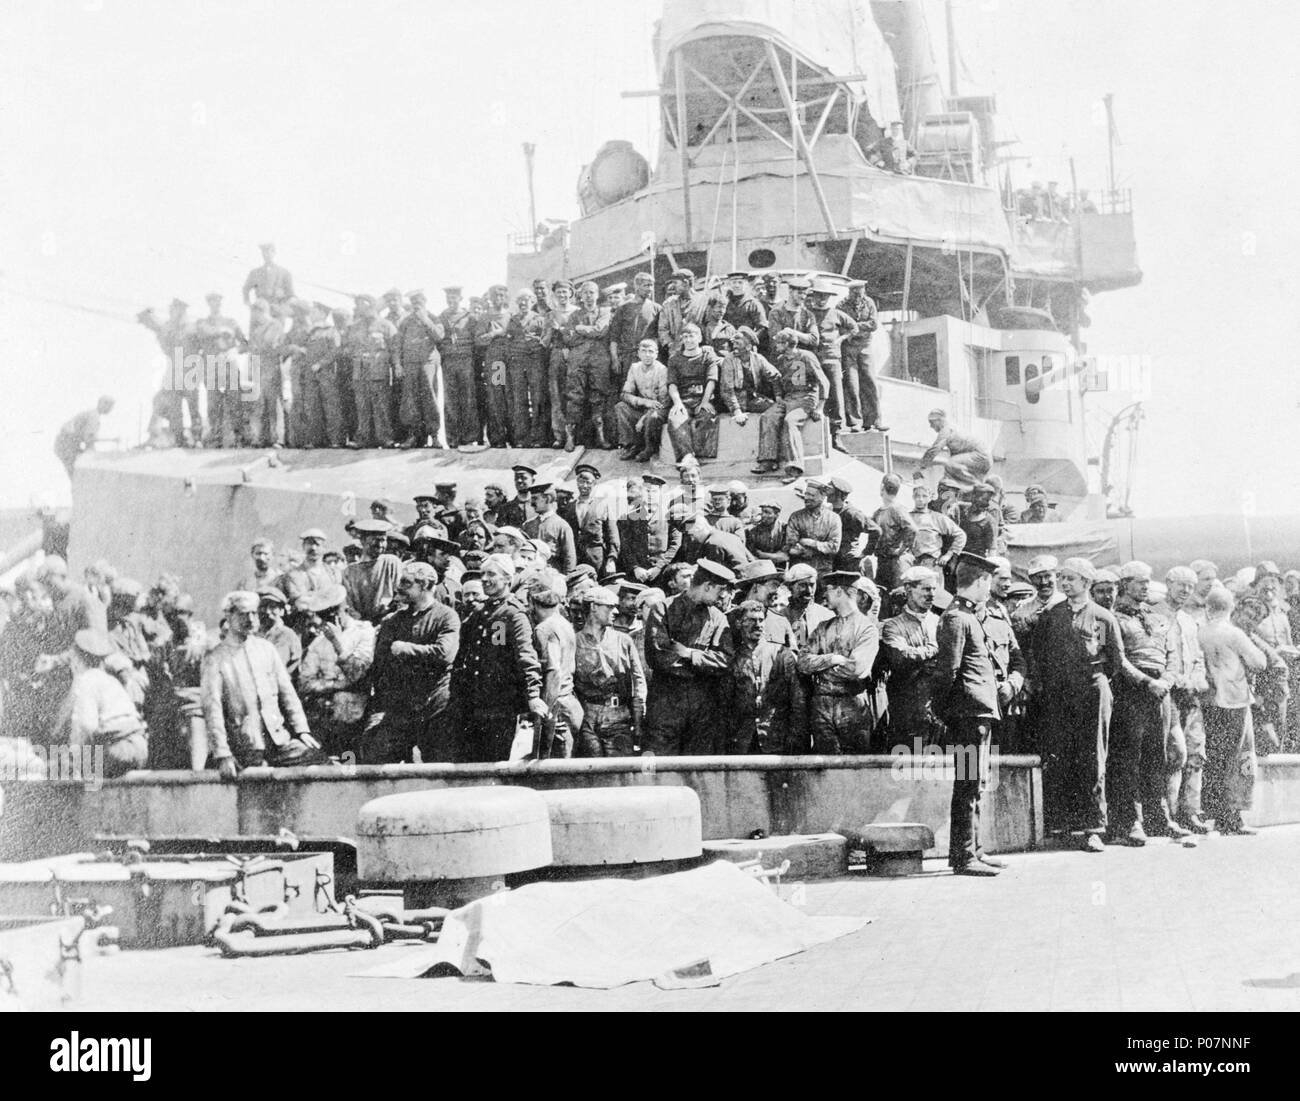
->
xmin=658 ymin=0 xmax=902 ymax=128
xmin=358 ymin=861 xmax=869 ymax=989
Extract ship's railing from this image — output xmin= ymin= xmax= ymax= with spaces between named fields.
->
xmin=506 ymin=231 xmax=538 ymax=253
xmin=1095 ymin=188 xmax=1133 ymax=215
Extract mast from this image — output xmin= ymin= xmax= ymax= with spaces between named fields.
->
xmin=946 ymin=0 xmax=959 ymax=97
xmin=522 ymin=143 xmax=539 ymax=253
xmin=1104 ymin=92 xmax=1117 ymax=196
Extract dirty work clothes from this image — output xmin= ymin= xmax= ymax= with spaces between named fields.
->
xmin=879 ymin=609 xmax=942 ymax=748
xmin=757 ymin=349 xmax=827 ymax=471
xmin=725 ymin=641 xmax=803 ymax=754
xmin=810 ymin=305 xmax=857 ymax=431
xmin=574 ymin=625 xmax=646 ymax=758
xmin=396 ymin=311 xmax=444 ymax=446
xmin=643 ymin=592 xmax=732 ymax=755
xmin=798 ymin=609 xmax=879 ymax=753
xmin=347 ymin=316 xmax=397 ymax=447
xmin=545 ymin=304 xmax=577 ymax=444
xmin=563 ymin=306 xmax=613 ymax=437
xmin=665 ymin=347 xmax=721 ymax=460
xmin=302 ymin=324 xmax=345 ymax=447
xmin=840 ymin=291 xmax=880 ymax=428
xmin=506 ymin=309 xmax=550 ymax=446
xmin=920 ymin=425 xmax=992 ymax=487
xmin=437 ymin=307 xmax=479 ymax=447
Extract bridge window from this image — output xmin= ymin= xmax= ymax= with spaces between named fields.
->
xmin=1024 ymin=361 xmax=1041 ymax=404
xmin=1005 ymin=355 xmax=1020 ymax=385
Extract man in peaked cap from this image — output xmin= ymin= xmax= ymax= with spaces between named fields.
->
xmin=643 ymin=556 xmax=735 ymax=755
xmin=495 ymin=464 xmax=536 ymax=530
xmin=932 ymin=551 xmax=1003 ymax=875
xmin=879 ymin=563 xmax=944 ymax=747
xmin=571 ymin=583 xmax=647 ymax=758
xmin=1010 ymin=554 xmax=1063 ymax=650
xmin=784 ymin=477 xmax=842 ymax=578
xmin=572 ymin=463 xmax=619 ymax=576
xmin=826 ymin=474 xmax=880 ymax=574
xmin=343 ymin=518 xmax=404 ymax=624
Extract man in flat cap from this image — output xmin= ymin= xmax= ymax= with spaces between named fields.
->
xmin=805 ymin=278 xmax=858 ymax=441
xmin=1159 ymin=565 xmax=1212 ymax=832
xmin=825 ymin=475 xmax=880 ymax=574
xmin=504 ymin=288 xmax=550 ymax=447
xmin=798 ymin=570 xmax=880 ymax=753
xmin=718 ymin=326 xmax=778 ymax=427
xmin=279 ymin=529 xmax=332 ymax=610
xmin=572 ymin=464 xmax=619 ymax=576
xmin=296 ymin=584 xmax=375 ymax=757
xmin=343 ymin=519 xmax=403 ymax=623
xmin=544 ymin=280 xmax=579 ymax=448
xmin=66 ymin=628 xmax=148 ymax=778
xmin=1020 ymin=484 xmax=1062 ymax=524
xmin=747 ymin=501 xmax=788 ymax=567
xmin=473 ymin=284 xmax=514 ymax=447
xmin=527 ymin=580 xmax=581 ymax=759
xmin=879 ymin=565 xmax=944 ymax=749
xmin=781 ymin=562 xmax=833 ymax=651
xmin=609 ymin=272 xmax=662 ymax=428
xmin=242 ymin=242 xmax=294 ymax=311
xmin=616 ymin=474 xmax=680 ymax=585
xmin=436 ymin=286 xmax=481 ymax=449
xmin=658 ymin=268 xmax=708 ymax=358
xmin=919 ymin=409 xmax=992 ymax=489
xmin=451 ymin=554 xmax=546 ymax=762
xmin=394 ymin=289 xmax=445 ymax=450
xmin=784 ymin=478 xmax=842 ymax=579
xmin=703 ymin=483 xmax=745 ymax=537
xmin=932 ymin=552 xmax=1004 ymax=875
xmin=256 ymin=588 xmax=301 ymax=679
xmin=571 ymin=585 xmax=647 ymax=757
xmin=524 ymin=483 xmax=577 ymax=576
xmin=362 ymin=561 xmax=461 ymax=763
xmin=643 ymin=557 xmax=735 ymax=755
xmin=345 ymin=294 xmax=398 ymax=448
xmin=1030 ymin=557 xmax=1144 ymax=850
xmin=562 ymin=281 xmax=615 ymax=450
xmin=299 ymin=300 xmax=345 ymax=447
xmin=202 ymin=591 xmax=324 ymax=778
xmin=752 ymin=330 xmax=830 ymax=482
xmin=841 ymin=278 xmax=884 ymax=431
xmin=244 ymin=298 xmax=287 ymax=448
xmin=1109 ymin=561 xmax=1188 ymax=843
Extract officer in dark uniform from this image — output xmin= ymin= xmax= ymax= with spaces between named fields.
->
xmin=932 ymin=552 xmax=1004 ymax=876
xmin=572 ymin=463 xmax=620 ymax=575
xmin=643 ymin=558 xmax=735 ymax=754
xmin=450 ymin=553 xmax=546 ymax=762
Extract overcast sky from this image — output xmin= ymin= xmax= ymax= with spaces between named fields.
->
xmin=1 ymin=0 xmax=1297 ymax=516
